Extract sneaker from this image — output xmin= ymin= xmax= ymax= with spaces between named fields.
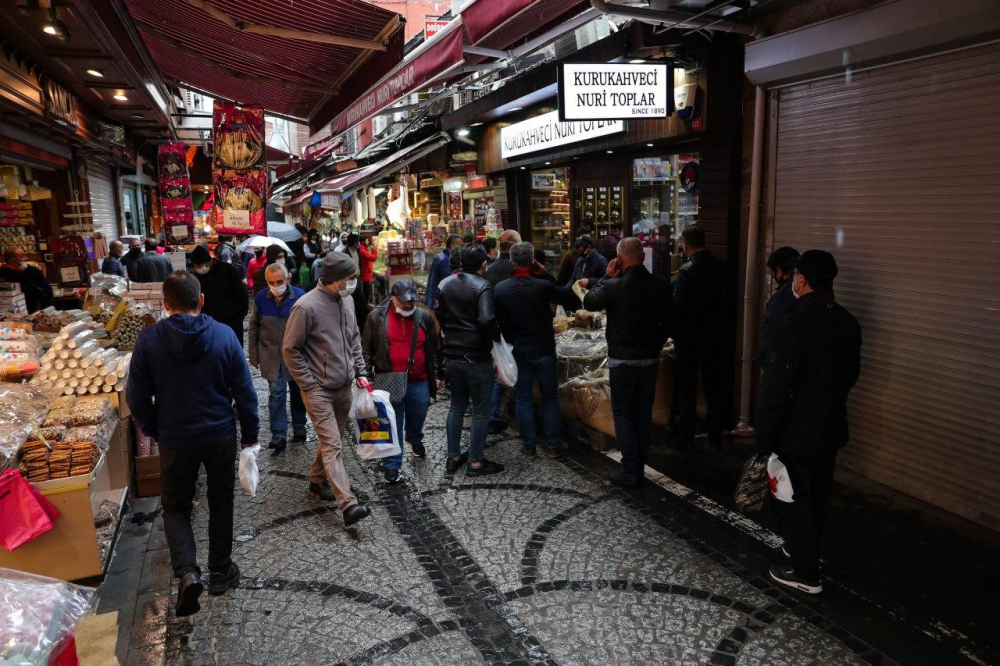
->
xmin=445 ymin=452 xmax=469 ymax=474
xmin=308 ymin=481 xmax=336 ymax=501
xmin=268 ymin=437 xmax=286 ymax=455
xmin=521 ymin=446 xmax=538 ymax=460
xmin=343 ymin=503 xmax=371 ymax=526
xmin=543 ymin=443 xmax=570 ymax=459
xmin=175 ymin=571 xmax=204 ymax=617
xmin=291 ymin=426 xmax=307 ymax=442
xmin=383 ymin=468 xmax=401 ymax=484
xmin=769 ymin=564 xmax=822 ymax=594
xmin=609 ymin=469 xmax=643 ymax=489
xmin=488 ymin=421 xmax=507 ymax=435
xmin=466 ymin=459 xmax=505 ymax=477
xmin=208 ymin=562 xmax=240 ymax=596
xmin=410 ymin=442 xmax=426 ymax=458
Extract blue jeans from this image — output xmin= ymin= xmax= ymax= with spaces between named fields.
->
xmin=268 ymin=364 xmax=306 ymax=439
xmin=514 ymin=355 xmax=561 ymax=451
xmin=609 ymin=363 xmax=659 ymax=478
xmin=383 ymin=380 xmax=431 ymax=471
xmin=489 ymin=380 xmax=505 ymax=425
xmin=445 ymin=359 xmax=493 ymax=462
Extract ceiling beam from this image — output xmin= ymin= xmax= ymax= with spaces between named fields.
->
xmin=179 ymin=0 xmax=388 ymax=51
xmin=136 ymin=22 xmax=340 ymax=95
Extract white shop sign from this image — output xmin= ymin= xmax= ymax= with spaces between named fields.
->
xmin=500 ymin=111 xmax=623 ymax=159
xmin=558 ymin=63 xmax=670 ymax=121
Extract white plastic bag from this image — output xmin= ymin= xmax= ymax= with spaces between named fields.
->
xmin=492 ymin=335 xmax=518 ymax=387
xmin=555 ymin=305 xmax=567 ymax=318
xmin=766 ymin=453 xmax=794 ymax=503
xmin=349 ymin=384 xmax=378 ymax=420
xmin=355 ymin=389 xmax=402 ymax=460
xmin=238 ymin=444 xmax=261 ymax=497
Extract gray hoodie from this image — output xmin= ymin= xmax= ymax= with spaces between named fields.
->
xmin=282 ymin=283 xmax=365 ymax=393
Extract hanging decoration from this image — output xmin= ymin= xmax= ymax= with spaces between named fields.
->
xmin=213 ymin=102 xmax=267 ymax=236
xmin=157 ymin=142 xmax=195 ymax=244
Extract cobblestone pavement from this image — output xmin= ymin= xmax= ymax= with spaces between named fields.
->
xmin=110 ymin=373 xmax=886 ymax=665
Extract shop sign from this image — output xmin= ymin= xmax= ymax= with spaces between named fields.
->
xmin=558 ymin=63 xmax=670 ymax=121
xmin=330 ymin=24 xmax=465 ymax=136
xmin=43 ymin=79 xmax=78 ymax=128
xmin=0 ymin=135 xmax=71 ymax=168
xmin=424 ymin=17 xmax=449 ymax=41
xmin=500 ymin=111 xmax=623 ymax=160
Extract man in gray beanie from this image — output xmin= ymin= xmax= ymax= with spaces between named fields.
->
xmin=282 ymin=252 xmax=372 ymax=527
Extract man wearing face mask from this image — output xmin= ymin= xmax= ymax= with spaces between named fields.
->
xmin=568 ymin=237 xmax=608 ymax=285
xmin=282 ymin=252 xmax=372 ymax=527
xmin=249 ymin=263 xmax=307 ymax=454
xmin=121 ymin=238 xmax=144 ymax=281
xmin=759 ymin=246 xmax=800 ymax=366
xmin=756 ymin=250 xmax=861 ymax=595
xmin=361 ymin=279 xmax=441 ymax=483
xmin=189 ymin=245 xmax=249 ymax=348
xmin=101 ymin=240 xmax=127 ymax=278
xmin=0 ymin=248 xmax=53 ymax=314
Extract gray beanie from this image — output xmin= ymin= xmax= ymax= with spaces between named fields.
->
xmin=321 ymin=251 xmax=357 ymax=283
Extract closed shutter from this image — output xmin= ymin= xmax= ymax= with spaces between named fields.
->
xmin=87 ymin=159 xmax=118 ymax=240
xmin=769 ymin=42 xmax=1000 ymax=529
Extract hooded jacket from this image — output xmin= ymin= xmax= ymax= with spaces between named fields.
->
xmin=126 ymin=314 xmax=258 ymax=447
xmin=193 ymin=260 xmax=249 ymax=326
xmin=282 ymin=282 xmax=365 ymax=393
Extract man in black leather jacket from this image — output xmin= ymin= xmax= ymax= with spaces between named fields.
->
xmin=435 ymin=244 xmax=504 ymax=477
xmin=673 ymin=225 xmax=728 ymax=449
xmin=581 ymin=237 xmax=675 ymax=487
xmin=758 ymin=246 xmax=799 ymax=364
xmin=756 ymin=250 xmax=861 ymax=595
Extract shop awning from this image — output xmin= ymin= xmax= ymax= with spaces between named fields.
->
xmin=120 ymin=0 xmax=405 ymax=122
xmin=461 ymin=0 xmax=592 ymax=51
xmin=318 ymin=132 xmax=449 ymax=195
xmin=283 ymin=189 xmax=315 ymax=206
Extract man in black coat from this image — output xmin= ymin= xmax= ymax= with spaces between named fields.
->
xmin=756 ymin=250 xmax=861 ymax=595
xmin=758 ymin=246 xmax=800 ymax=365
xmin=0 ymin=248 xmax=53 ymax=313
xmin=495 ymin=242 xmax=579 ymax=459
xmin=569 ymin=237 xmax=609 ymax=285
xmin=135 ymin=238 xmax=173 ymax=283
xmin=190 ymin=245 xmax=250 ymax=348
xmin=672 ymin=225 xmax=727 ymax=449
xmin=581 ymin=237 xmax=674 ymax=487
xmin=121 ymin=238 xmax=143 ymax=281
xmin=101 ymin=240 xmax=127 ymax=278
xmin=484 ymin=229 xmax=520 ymax=287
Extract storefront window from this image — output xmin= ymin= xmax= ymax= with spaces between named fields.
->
xmin=631 ymin=153 xmax=699 ymax=277
xmin=529 ymin=167 xmax=570 ymax=272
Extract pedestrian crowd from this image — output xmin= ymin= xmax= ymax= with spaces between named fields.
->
xmin=123 ymin=219 xmax=860 ymax=617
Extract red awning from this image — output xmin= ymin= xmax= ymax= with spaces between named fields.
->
xmin=121 ymin=0 xmax=404 ymax=122
xmin=461 ymin=0 xmax=591 ymax=51
xmin=318 ymin=133 xmax=449 ymax=194
xmin=284 ymin=189 xmax=314 ymax=206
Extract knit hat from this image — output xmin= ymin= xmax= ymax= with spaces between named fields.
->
xmin=321 ymin=251 xmax=357 ymax=283
xmin=190 ymin=245 xmax=211 ymax=265
xmin=795 ymin=250 xmax=838 ymax=291
xmin=766 ymin=246 xmax=799 ymax=271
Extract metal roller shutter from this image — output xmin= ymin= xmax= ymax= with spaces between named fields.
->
xmin=769 ymin=42 xmax=1000 ymax=530
xmin=87 ymin=159 xmax=118 ymax=241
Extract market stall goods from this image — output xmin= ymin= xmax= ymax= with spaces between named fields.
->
xmin=0 ymin=568 xmax=94 ymax=664
xmin=213 ymin=101 xmax=266 ymax=236
xmin=0 ymin=384 xmax=58 ymax=473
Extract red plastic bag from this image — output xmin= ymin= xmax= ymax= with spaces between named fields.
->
xmin=0 ymin=468 xmax=60 ymax=551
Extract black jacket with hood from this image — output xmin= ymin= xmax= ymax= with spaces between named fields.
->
xmin=194 ymin=260 xmax=249 ymax=326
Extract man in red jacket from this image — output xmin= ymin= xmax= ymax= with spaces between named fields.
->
xmin=358 ymin=235 xmax=378 ymax=306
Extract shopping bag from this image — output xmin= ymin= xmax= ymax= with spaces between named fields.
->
xmin=492 ymin=335 xmax=518 ymax=388
xmin=349 ymin=384 xmax=378 ymax=420
xmin=766 ymin=453 xmax=795 ymax=503
xmin=355 ymin=389 xmax=402 ymax=460
xmin=238 ymin=445 xmax=261 ymax=497
xmin=0 ymin=468 xmax=60 ymax=551
xmin=733 ymin=453 xmax=769 ymax=513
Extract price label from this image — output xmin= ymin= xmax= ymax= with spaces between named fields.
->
xmin=223 ymin=209 xmax=251 ymax=229
xmin=170 ymin=224 xmax=190 ymax=240
xmin=59 ymin=266 xmax=81 ymax=283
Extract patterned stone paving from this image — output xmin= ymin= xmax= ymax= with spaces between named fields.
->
xmin=108 ymin=371 xmax=883 ymax=665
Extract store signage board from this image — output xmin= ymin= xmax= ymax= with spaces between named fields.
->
xmin=500 ymin=111 xmax=624 ymax=160
xmin=558 ymin=63 xmax=671 ymax=121
xmin=424 ymin=18 xmax=450 ymax=40
xmin=329 ymin=23 xmax=465 ymax=136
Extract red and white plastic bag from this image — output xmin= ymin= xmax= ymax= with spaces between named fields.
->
xmin=766 ymin=453 xmax=795 ymax=503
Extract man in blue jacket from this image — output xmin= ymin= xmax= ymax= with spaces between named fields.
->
xmin=424 ymin=234 xmax=463 ymax=309
xmin=127 ymin=271 xmax=259 ymax=617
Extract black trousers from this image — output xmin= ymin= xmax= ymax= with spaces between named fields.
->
xmin=159 ymin=440 xmax=237 ymax=578
xmin=674 ymin=338 xmax=725 ymax=447
xmin=221 ymin=318 xmax=244 ymax=349
xmin=609 ymin=363 xmax=659 ymax=478
xmin=773 ymin=451 xmax=838 ymax=580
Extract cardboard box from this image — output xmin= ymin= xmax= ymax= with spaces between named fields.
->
xmin=135 ymin=453 xmax=160 ymax=497
xmin=105 ymin=417 xmax=134 ymax=490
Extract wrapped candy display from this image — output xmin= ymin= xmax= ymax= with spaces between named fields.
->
xmin=157 ymin=142 xmax=195 ymax=244
xmin=0 ymin=568 xmax=94 ymax=664
xmin=0 ymin=384 xmax=58 ymax=472
xmin=213 ymin=101 xmax=266 ymax=236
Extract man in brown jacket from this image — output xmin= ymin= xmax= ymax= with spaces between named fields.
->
xmin=282 ymin=252 xmax=371 ymax=527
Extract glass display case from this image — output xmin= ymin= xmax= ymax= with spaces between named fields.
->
xmin=530 ymin=167 xmax=570 ymax=272
xmin=631 ymin=153 xmax=700 ymax=276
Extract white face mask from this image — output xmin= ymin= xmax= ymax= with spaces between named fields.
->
xmin=194 ymin=265 xmax=210 ymax=275
xmin=18 ymin=262 xmax=28 ymax=270
xmin=395 ymin=304 xmax=415 ymax=317
xmin=791 ymin=274 xmax=802 ymax=299
xmin=339 ymin=278 xmax=357 ymax=296
xmin=270 ymin=284 xmax=287 ymax=297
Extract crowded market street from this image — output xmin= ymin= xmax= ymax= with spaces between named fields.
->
xmin=93 ymin=369 xmax=880 ymax=666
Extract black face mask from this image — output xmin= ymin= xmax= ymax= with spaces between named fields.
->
xmin=254 ymin=249 xmax=264 ymax=256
